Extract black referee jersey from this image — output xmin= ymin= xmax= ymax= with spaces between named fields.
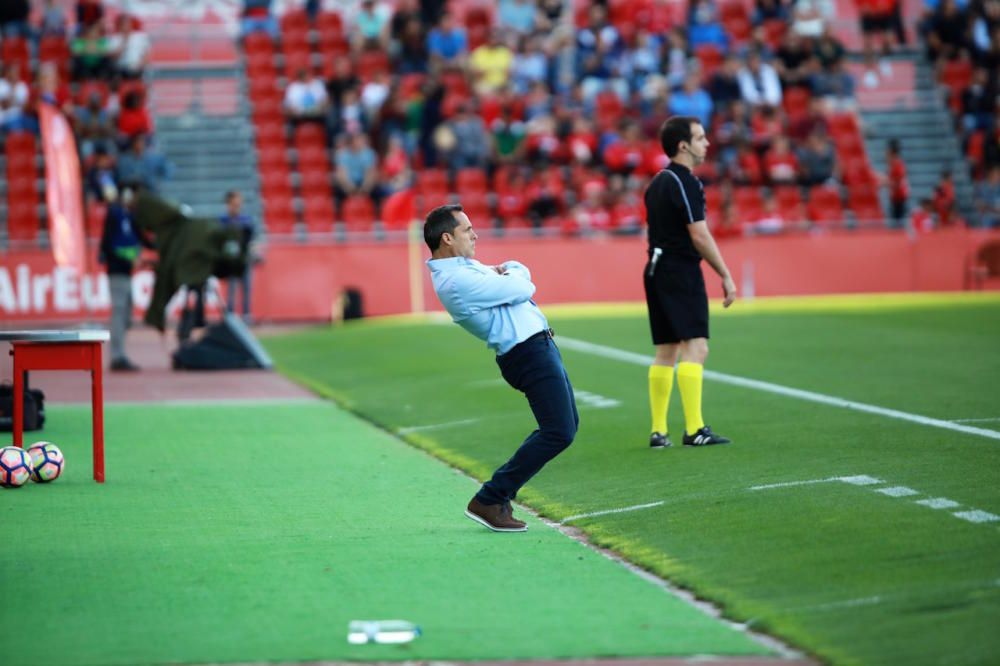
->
xmin=644 ymin=162 xmax=706 ymax=262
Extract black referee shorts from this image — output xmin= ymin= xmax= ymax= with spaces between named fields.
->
xmin=643 ymin=259 xmax=709 ymax=344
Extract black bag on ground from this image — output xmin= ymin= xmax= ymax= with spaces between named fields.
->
xmin=171 ymin=312 xmax=273 ymax=370
xmin=0 ymin=383 xmax=46 ymax=431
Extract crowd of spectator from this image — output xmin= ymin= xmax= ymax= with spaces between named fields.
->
xmin=922 ymin=0 xmax=1000 ymax=226
xmin=0 ymin=0 xmax=170 ymax=225
xmin=243 ymin=0 xmax=881 ymax=235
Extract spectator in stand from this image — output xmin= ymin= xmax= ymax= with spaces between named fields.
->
xmin=566 ymin=115 xmax=598 ymax=166
xmin=511 ymin=34 xmax=550 ymax=95
xmin=240 ymin=0 xmax=279 ymax=40
xmin=108 ymin=14 xmax=151 ymax=80
xmin=351 ymin=0 xmax=391 ymax=51
xmin=371 ymin=84 xmax=408 ymax=152
xmin=738 ymin=50 xmax=783 ymax=108
xmin=750 ymin=103 xmax=785 ymax=149
xmin=325 ymin=56 xmax=360 ymax=136
xmin=575 ymin=5 xmax=622 ymax=75
xmin=812 ymin=27 xmax=857 ymax=110
xmin=752 ymin=191 xmax=787 ymax=233
xmin=117 ymin=89 xmax=153 ymax=147
xmin=74 ymin=91 xmax=115 ymax=158
xmin=570 ymin=179 xmax=613 ymax=235
xmin=774 ymin=30 xmax=817 ymax=90
xmin=499 ymin=0 xmax=536 ymax=35
xmin=334 ymin=130 xmax=381 ymax=210
xmin=712 ymin=100 xmax=752 ymax=165
xmin=602 ymin=120 xmax=647 ymax=178
xmin=752 ymin=0 xmax=791 ymax=26
xmin=443 ymin=101 xmax=491 ymax=170
xmin=924 ymin=0 xmax=969 ymax=61
xmin=626 ymin=30 xmax=665 ymax=94
xmin=664 ymin=28 xmax=690 ymax=91
xmin=0 ymin=64 xmax=30 ymax=118
xmin=791 ymin=0 xmax=834 ymax=38
xmin=76 ymin=0 xmax=105 ymax=34
xmin=470 ymin=29 xmax=515 ymax=95
xmin=708 ymin=54 xmax=745 ymax=110
xmin=788 ymin=96 xmax=829 ymax=142
xmin=117 ymin=134 xmax=172 ymax=192
xmin=763 ymin=135 xmax=800 ymax=184
xmin=380 ymin=134 xmax=414 ymax=193
xmin=492 ymin=105 xmax=527 ymax=165
xmin=796 ymin=128 xmax=838 ymax=185
xmin=884 ymin=138 xmax=909 ymax=226
xmin=857 ymin=0 xmax=899 ymax=71
xmin=973 ymin=164 xmax=1000 ymax=227
xmin=933 ymin=168 xmax=957 ymax=225
xmin=427 ymin=11 xmax=468 ymax=66
xmin=86 ymin=146 xmax=119 ymax=203
xmin=0 ymin=0 xmax=30 ymax=38
xmin=219 ymin=190 xmax=258 ymax=319
xmin=283 ymin=68 xmax=329 ymax=126
xmin=72 ymin=22 xmax=114 ymax=80
xmin=41 ymin=0 xmax=68 ymax=37
xmin=395 ymin=17 xmax=429 ymax=74
xmin=911 ymin=197 xmax=936 ymax=232
xmin=535 ymin=0 xmax=565 ymax=33
xmin=688 ymin=0 xmax=730 ymax=51
xmin=389 ymin=0 xmax=421 ymax=52
xmin=35 ymin=62 xmax=75 ymax=122
xmin=731 ymin=139 xmax=764 ymax=184
xmin=669 ymin=73 xmax=714 ymax=130
xmin=360 ymin=70 xmax=391 ymax=126
xmin=962 ymin=67 xmax=997 ymax=132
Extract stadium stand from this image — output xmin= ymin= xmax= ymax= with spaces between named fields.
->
xmin=0 ymin=0 xmax=996 ymax=251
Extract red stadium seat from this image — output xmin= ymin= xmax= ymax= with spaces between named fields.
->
xmin=5 ymin=131 xmax=36 ymax=157
xmin=5 ymin=202 xmax=40 ymax=242
xmin=704 ymin=185 xmax=725 ymax=217
xmin=316 ymin=11 xmax=344 ymax=34
xmin=243 ymin=32 xmax=275 ymax=54
xmin=455 ymin=168 xmax=488 ymax=194
xmin=356 ymin=50 xmax=390 ymax=82
xmin=263 ymin=195 xmax=296 ymax=232
xmin=695 ymin=44 xmax=725 ymax=79
xmin=340 ymin=195 xmax=375 ymax=232
xmin=847 ymin=186 xmax=883 ymax=223
xmin=732 ymin=187 xmax=765 ymax=225
xmin=773 ymin=186 xmax=805 ymax=222
xmin=299 ymin=169 xmax=331 ymax=197
xmin=461 ymin=192 xmax=491 ymax=221
xmin=417 ymin=169 xmax=450 ymax=199
xmin=806 ymin=185 xmax=844 ymax=226
xmin=1 ymin=37 xmax=30 ymax=69
xmin=293 ymin=122 xmax=327 ymax=147
xmin=304 ymin=197 xmax=336 ymax=232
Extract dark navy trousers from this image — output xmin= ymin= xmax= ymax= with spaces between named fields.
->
xmin=476 ymin=331 xmax=579 ymax=505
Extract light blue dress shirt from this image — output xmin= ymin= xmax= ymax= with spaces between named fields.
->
xmin=427 ymin=257 xmax=549 ymax=355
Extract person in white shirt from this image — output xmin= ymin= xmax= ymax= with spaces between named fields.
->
xmin=737 ymin=50 xmax=783 ymax=108
xmin=283 ymin=68 xmax=329 ymax=122
xmin=107 ymin=14 xmax=151 ymax=79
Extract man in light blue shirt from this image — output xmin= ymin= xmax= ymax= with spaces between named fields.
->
xmin=425 ymin=204 xmax=578 ymax=532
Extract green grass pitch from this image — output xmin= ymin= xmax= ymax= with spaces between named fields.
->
xmin=262 ymin=294 xmax=1000 ymax=666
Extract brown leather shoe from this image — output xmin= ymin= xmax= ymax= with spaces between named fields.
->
xmin=465 ymin=498 xmax=527 ymax=532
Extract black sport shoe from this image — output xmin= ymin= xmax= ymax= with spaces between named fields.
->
xmin=682 ymin=425 xmax=731 ymax=447
xmin=649 ymin=432 xmax=672 ymax=449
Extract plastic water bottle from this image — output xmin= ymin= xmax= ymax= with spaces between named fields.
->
xmin=347 ymin=620 xmax=421 ymax=644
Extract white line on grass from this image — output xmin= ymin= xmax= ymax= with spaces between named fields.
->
xmin=951 ymin=417 xmax=1000 ymax=423
xmin=750 ymin=475 xmax=882 ymax=491
xmin=561 ymin=501 xmax=665 ymax=524
xmin=557 ymin=336 xmax=1000 ymax=442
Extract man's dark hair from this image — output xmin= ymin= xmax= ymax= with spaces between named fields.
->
xmin=887 ymin=138 xmax=901 ymax=155
xmin=224 ymin=190 xmax=240 ymax=203
xmin=660 ymin=116 xmax=700 ymax=158
xmin=424 ymin=204 xmax=464 ymax=251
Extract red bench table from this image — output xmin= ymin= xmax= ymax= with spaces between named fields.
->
xmin=2 ymin=330 xmax=110 ymax=483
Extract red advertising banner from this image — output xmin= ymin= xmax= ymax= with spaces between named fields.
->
xmin=38 ymin=103 xmax=86 ymax=275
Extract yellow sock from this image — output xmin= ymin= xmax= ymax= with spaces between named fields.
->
xmin=648 ymin=365 xmax=674 ymax=434
xmin=677 ymin=362 xmax=705 ymax=435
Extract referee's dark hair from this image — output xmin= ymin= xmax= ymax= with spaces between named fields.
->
xmin=424 ymin=203 xmax=465 ymax=251
xmin=660 ymin=115 xmax=700 ymax=158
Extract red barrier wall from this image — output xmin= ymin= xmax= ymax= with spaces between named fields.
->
xmin=2 ymin=227 xmax=997 ymax=323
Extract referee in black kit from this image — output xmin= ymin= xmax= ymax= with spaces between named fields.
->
xmin=644 ymin=116 xmax=736 ymax=450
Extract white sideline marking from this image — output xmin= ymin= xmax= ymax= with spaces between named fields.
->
xmin=838 ymin=475 xmax=884 ymax=486
xmin=561 ymin=501 xmax=665 ymax=524
xmin=557 ymin=336 xmax=1000 ymax=442
xmin=951 ymin=417 xmax=1000 ymax=423
xmin=876 ymin=486 xmax=919 ymax=497
xmin=749 ymin=477 xmax=841 ymax=491
xmin=953 ymin=510 xmax=1000 ymax=524
xmin=574 ymin=390 xmax=622 ymax=409
xmin=397 ymin=418 xmax=479 ymax=435
xmin=750 ymin=475 xmax=882 ymax=491
xmin=916 ymin=498 xmax=960 ymax=509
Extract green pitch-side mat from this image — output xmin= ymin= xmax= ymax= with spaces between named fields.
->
xmin=0 ymin=402 xmax=770 ymax=666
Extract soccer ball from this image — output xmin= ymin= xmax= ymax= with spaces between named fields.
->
xmin=0 ymin=446 xmax=34 ymax=488
xmin=27 ymin=442 xmax=65 ymax=483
